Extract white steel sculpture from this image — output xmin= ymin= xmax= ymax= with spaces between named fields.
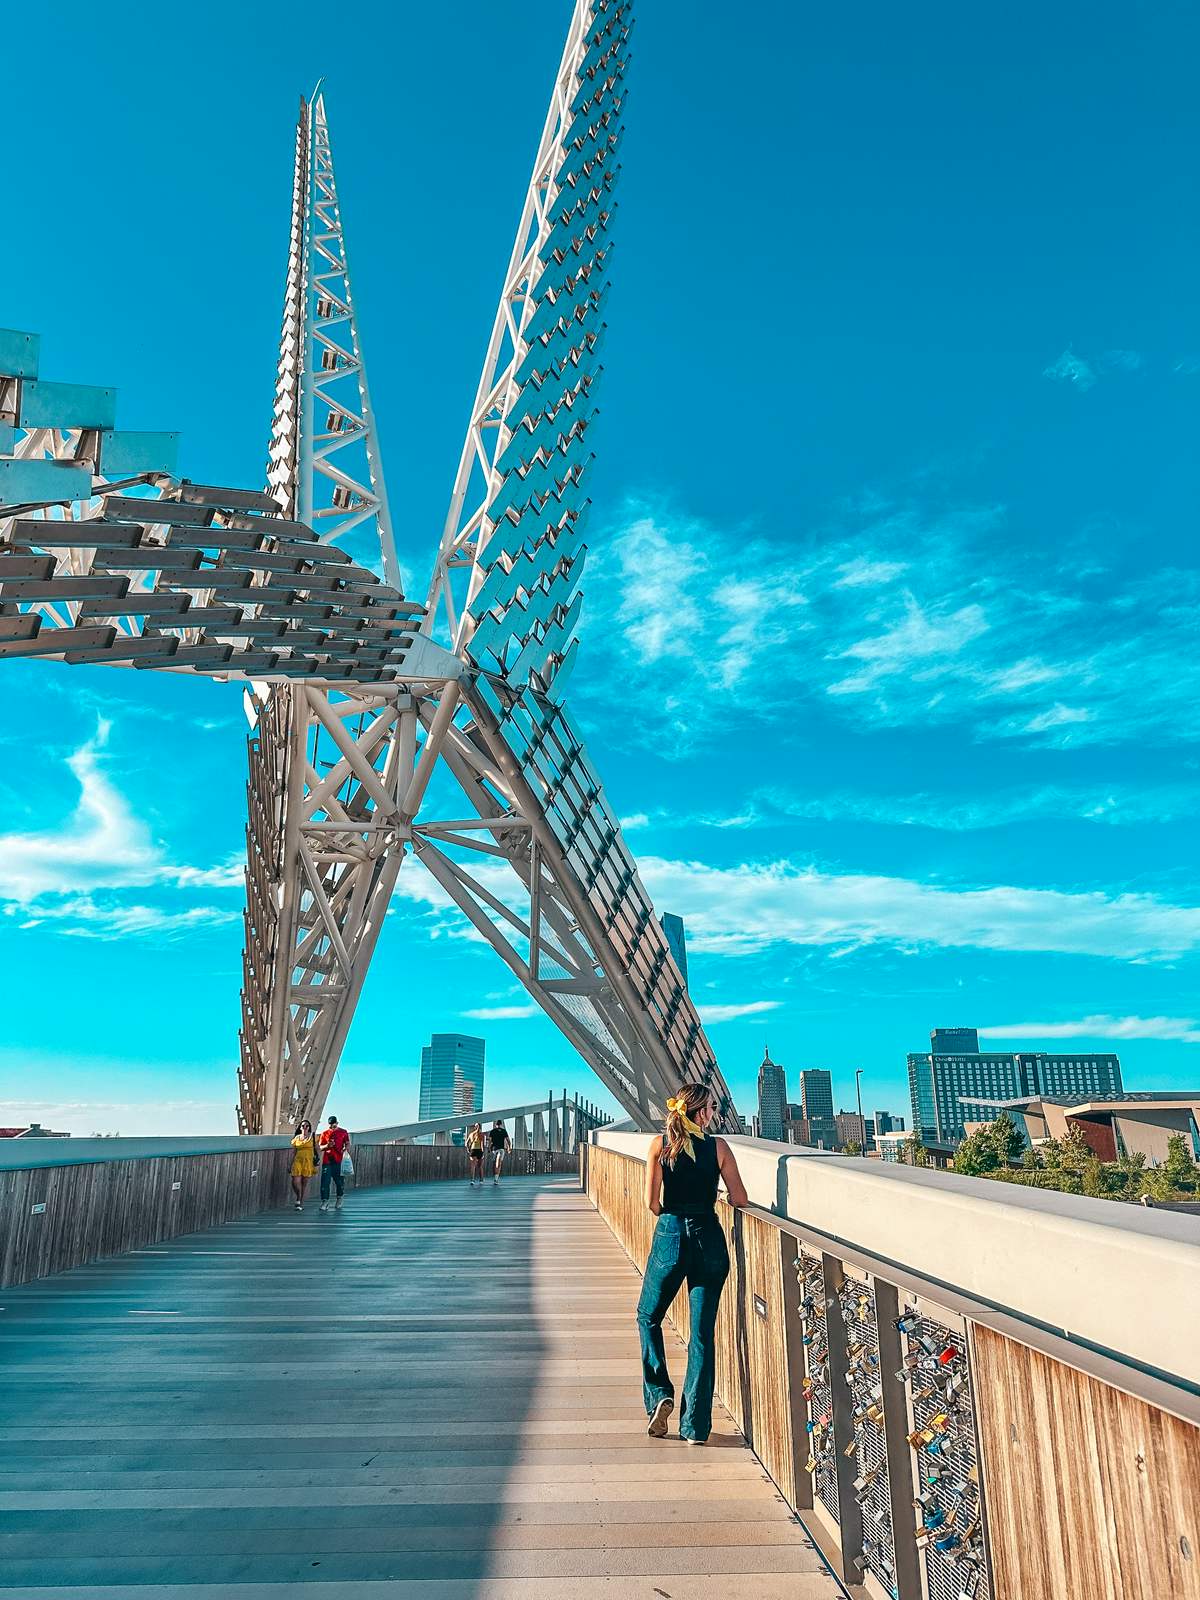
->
xmin=0 ymin=0 xmax=740 ymax=1136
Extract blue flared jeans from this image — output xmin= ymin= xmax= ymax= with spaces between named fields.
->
xmin=636 ymin=1212 xmax=730 ymax=1442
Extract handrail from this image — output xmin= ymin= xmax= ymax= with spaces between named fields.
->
xmin=593 ymin=1129 xmax=1200 ymax=1391
xmin=0 ymin=1135 xmax=290 ymax=1170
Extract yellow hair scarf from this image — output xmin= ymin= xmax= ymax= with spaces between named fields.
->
xmin=666 ymin=1095 xmax=706 ymax=1161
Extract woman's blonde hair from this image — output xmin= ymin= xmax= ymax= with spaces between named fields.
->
xmin=662 ymin=1083 xmax=713 ymax=1168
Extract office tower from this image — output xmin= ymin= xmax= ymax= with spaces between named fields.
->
xmin=874 ymin=1110 xmax=905 ymax=1135
xmin=660 ymin=913 xmax=689 ymax=986
xmin=835 ymin=1110 xmax=867 ymax=1149
xmin=799 ymin=1068 xmax=838 ymax=1150
xmin=907 ymin=1036 xmax=1122 ymax=1150
xmin=757 ymin=1049 xmax=788 ymax=1142
xmin=931 ymin=1027 xmax=980 ymax=1055
xmin=419 ymin=1033 xmax=486 ymax=1120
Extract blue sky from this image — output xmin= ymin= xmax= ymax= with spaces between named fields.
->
xmin=2 ymin=0 xmax=1198 ymax=1134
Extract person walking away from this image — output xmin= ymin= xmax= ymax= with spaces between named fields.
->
xmin=489 ymin=1119 xmax=512 ymax=1185
xmin=465 ymin=1122 xmax=485 ymax=1187
xmin=319 ymin=1115 xmax=351 ymax=1212
xmin=638 ymin=1085 xmax=747 ymax=1445
xmin=290 ymin=1120 xmax=318 ymax=1211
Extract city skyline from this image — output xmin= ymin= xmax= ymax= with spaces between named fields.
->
xmin=2 ymin=0 xmax=1198 ymax=1135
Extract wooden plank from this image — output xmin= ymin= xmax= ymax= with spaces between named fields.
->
xmin=0 ymin=1176 xmax=838 ymax=1595
xmin=972 ymin=1322 xmax=1200 ymax=1600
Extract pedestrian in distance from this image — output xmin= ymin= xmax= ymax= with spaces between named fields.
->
xmin=290 ymin=1119 xmax=319 ymax=1211
xmin=318 ymin=1115 xmax=351 ymax=1212
xmin=489 ymin=1119 xmax=512 ymax=1185
xmin=466 ymin=1122 xmax=485 ymax=1187
xmin=638 ymin=1084 xmax=747 ymax=1445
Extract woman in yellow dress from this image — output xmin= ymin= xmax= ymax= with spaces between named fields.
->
xmin=290 ymin=1120 xmax=318 ymax=1211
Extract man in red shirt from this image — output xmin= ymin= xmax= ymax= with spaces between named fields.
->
xmin=318 ymin=1115 xmax=351 ymax=1212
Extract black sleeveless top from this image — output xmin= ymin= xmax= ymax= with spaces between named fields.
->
xmin=660 ymin=1134 xmax=719 ymax=1215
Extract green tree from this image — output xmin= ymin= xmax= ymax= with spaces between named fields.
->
xmin=1114 ymin=1151 xmax=1147 ymax=1200
xmin=1081 ymin=1156 xmax=1110 ymax=1199
xmin=953 ymin=1114 xmax=1025 ymax=1175
xmin=905 ymin=1134 xmax=929 ymax=1168
xmin=842 ymin=1140 xmax=863 ymax=1156
xmin=1162 ymin=1133 xmax=1199 ymax=1193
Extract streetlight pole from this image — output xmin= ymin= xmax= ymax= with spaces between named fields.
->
xmin=855 ymin=1068 xmax=865 ymax=1150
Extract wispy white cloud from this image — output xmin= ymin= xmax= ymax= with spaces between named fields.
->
xmin=688 ymin=780 xmax=1200 ymax=833
xmin=981 ymin=1015 xmax=1200 ymax=1044
xmin=462 ymin=1004 xmax=540 ymax=1020
xmin=1042 ymin=347 xmax=1144 ymax=388
xmin=696 ymin=1000 xmax=782 ymax=1023
xmin=1043 ymin=349 xmax=1097 ymax=391
xmin=635 ymin=854 xmax=1200 ymax=963
xmin=0 ymin=725 xmax=244 ymax=941
xmin=0 ymin=722 xmax=158 ymax=901
xmin=10 ymin=899 xmax=238 ymax=940
xmin=833 ymin=557 xmax=908 ymax=588
xmin=581 ymin=496 xmax=1200 ymax=753
xmin=827 ymin=598 xmax=989 ymax=696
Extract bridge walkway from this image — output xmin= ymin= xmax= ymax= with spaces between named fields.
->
xmin=0 ymin=1174 xmax=838 ymax=1598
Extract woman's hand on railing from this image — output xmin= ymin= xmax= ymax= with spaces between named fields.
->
xmin=716 ymin=1138 xmax=749 ymax=1208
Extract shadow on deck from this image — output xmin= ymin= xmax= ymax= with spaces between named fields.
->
xmin=0 ymin=1175 xmax=838 ymax=1598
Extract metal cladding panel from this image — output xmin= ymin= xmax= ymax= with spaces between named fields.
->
xmin=0 ymin=459 xmax=94 ymax=505
xmin=898 ymin=1307 xmax=990 ymax=1600
xmin=99 ymin=431 xmax=181 ymax=476
xmin=471 ymin=677 xmax=736 ymax=1126
xmin=458 ymin=1 xmax=630 ymax=700
xmin=797 ymin=1251 xmax=840 ymax=1525
xmin=18 ymin=378 xmax=118 ymax=430
xmin=837 ymin=1275 xmax=898 ymax=1594
xmin=0 ymin=328 xmax=40 ymax=379
xmin=1 ymin=478 xmax=457 ymax=684
xmin=505 ymin=366 xmax=599 ymax=431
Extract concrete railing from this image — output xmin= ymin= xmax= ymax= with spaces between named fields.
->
xmin=586 ymin=1131 xmax=1200 ymax=1600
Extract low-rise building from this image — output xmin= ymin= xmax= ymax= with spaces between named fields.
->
xmin=967 ymin=1092 xmax=1200 ymax=1167
xmin=835 ymin=1110 xmax=866 ymax=1149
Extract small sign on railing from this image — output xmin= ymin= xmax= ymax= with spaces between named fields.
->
xmin=753 ymin=1294 xmax=768 ymax=1319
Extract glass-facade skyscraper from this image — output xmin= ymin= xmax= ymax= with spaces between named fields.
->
xmin=799 ymin=1068 xmax=838 ymax=1150
xmin=908 ymin=1033 xmax=1122 ymax=1148
xmin=419 ymin=1033 xmax=485 ymax=1120
xmin=757 ymin=1050 xmax=788 ymax=1141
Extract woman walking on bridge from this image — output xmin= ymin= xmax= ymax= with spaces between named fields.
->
xmin=638 ymin=1084 xmax=747 ymax=1445
xmin=289 ymin=1120 xmax=318 ymax=1211
xmin=466 ymin=1122 xmax=485 ymax=1187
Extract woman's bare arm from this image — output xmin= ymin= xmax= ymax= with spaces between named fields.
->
xmin=645 ymin=1136 xmax=665 ymax=1214
xmin=715 ymin=1138 xmax=749 ymax=1208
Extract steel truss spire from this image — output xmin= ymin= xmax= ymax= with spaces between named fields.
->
xmin=267 ymin=91 xmax=397 ymax=586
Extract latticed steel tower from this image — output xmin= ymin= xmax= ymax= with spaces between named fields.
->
xmin=0 ymin=0 xmax=741 ymax=1137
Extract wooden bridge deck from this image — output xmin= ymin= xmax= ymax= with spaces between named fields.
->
xmin=0 ymin=1173 xmax=839 ymax=1598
